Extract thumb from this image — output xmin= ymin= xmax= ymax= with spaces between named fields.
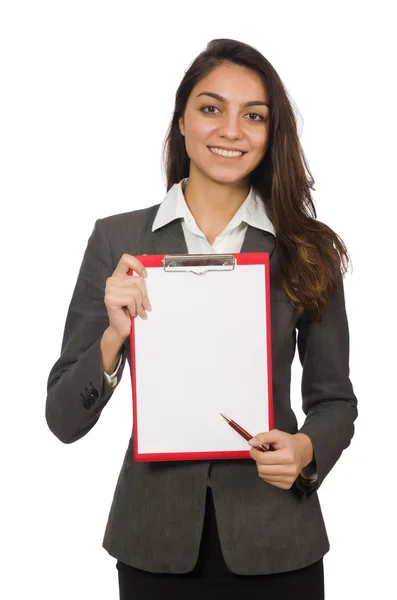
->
xmin=248 ymin=429 xmax=283 ymax=447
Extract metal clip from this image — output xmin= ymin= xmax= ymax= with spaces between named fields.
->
xmin=162 ymin=254 xmax=236 ymax=275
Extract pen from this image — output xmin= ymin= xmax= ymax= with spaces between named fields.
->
xmin=220 ymin=413 xmax=272 ymax=452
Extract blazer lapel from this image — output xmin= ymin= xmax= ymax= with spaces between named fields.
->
xmin=144 ymin=217 xmax=188 ymax=255
xmin=240 ymin=225 xmax=276 ymax=257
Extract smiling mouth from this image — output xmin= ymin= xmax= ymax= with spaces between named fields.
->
xmin=208 ymin=146 xmax=247 ymax=159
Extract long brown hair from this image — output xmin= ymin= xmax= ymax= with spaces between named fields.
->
xmin=162 ymin=38 xmax=350 ymax=321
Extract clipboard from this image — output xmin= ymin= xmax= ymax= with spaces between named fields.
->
xmin=129 ymin=253 xmax=274 ymax=462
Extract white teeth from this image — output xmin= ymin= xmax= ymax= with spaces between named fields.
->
xmin=209 ymin=147 xmax=243 ymax=158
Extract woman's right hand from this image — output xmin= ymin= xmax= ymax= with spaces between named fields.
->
xmin=104 ymin=253 xmax=152 ymax=341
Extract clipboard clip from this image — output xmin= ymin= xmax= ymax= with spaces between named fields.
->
xmin=162 ymin=254 xmax=236 ymax=275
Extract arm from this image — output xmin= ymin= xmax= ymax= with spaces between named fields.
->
xmin=102 ymin=351 xmax=123 ymax=388
xmin=293 ymin=270 xmax=358 ymax=497
xmin=45 ymin=219 xmax=128 ymax=444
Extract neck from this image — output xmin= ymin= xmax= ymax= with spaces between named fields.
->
xmin=183 ymin=173 xmax=250 ymax=243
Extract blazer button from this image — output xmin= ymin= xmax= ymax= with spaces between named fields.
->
xmin=89 ymin=388 xmax=99 ymax=401
xmin=82 ymin=396 xmax=92 ymax=410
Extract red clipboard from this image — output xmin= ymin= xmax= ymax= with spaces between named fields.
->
xmin=128 ymin=252 xmax=274 ymax=462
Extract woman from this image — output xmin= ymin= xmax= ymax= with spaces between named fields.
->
xmin=46 ymin=38 xmax=358 ymax=599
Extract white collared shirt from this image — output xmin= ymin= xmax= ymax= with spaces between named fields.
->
xmin=152 ymin=177 xmax=275 ymax=252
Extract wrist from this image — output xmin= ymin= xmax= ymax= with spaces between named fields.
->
xmin=294 ymin=433 xmax=314 ymax=469
xmin=105 ymin=325 xmax=129 ymax=347
xmin=100 ymin=327 xmax=126 ymax=374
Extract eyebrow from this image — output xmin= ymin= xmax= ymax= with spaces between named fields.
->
xmin=196 ymin=91 xmax=270 ymax=108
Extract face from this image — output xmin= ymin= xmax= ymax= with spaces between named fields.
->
xmin=178 ymin=63 xmax=271 ymax=185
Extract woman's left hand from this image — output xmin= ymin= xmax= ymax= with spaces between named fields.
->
xmin=248 ymin=430 xmax=314 ymax=490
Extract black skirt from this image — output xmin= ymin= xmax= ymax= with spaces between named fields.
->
xmin=117 ymin=487 xmax=324 ymax=600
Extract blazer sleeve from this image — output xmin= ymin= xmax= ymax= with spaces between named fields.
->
xmin=45 ymin=218 xmax=128 ymax=444
xmin=293 ymin=269 xmax=358 ymax=498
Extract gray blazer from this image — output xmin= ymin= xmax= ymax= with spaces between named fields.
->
xmin=45 ymin=205 xmax=358 ymax=575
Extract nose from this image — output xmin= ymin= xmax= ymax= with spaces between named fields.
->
xmin=217 ymin=113 xmax=243 ymax=140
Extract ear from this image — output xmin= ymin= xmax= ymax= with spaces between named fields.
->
xmin=178 ymin=117 xmax=185 ymax=136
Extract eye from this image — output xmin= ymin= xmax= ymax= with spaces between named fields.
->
xmin=246 ymin=113 xmax=265 ymax=122
xmin=200 ymin=105 xmax=220 ymax=115
xmin=200 ymin=105 xmax=265 ymax=122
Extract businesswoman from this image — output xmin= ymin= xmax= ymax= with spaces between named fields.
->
xmin=46 ymin=38 xmax=358 ymax=599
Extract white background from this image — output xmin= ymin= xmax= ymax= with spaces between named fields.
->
xmin=1 ymin=1 xmax=395 ymax=598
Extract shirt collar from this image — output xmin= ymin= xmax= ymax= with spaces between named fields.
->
xmin=152 ymin=178 xmax=275 ymax=236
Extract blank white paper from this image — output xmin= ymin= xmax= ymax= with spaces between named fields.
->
xmin=133 ymin=262 xmax=271 ymax=455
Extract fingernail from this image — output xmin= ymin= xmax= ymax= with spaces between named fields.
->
xmin=144 ymin=300 xmax=152 ymax=311
xmin=142 ymin=268 xmax=148 ymax=278
xmin=248 ymin=437 xmax=260 ymax=445
xmin=140 ymin=311 xmax=148 ymax=320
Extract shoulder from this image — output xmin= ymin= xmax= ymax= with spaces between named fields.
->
xmin=97 ymin=204 xmax=160 ymax=236
xmin=95 ymin=204 xmax=160 ymax=245
xmin=90 ymin=204 xmax=161 ymax=262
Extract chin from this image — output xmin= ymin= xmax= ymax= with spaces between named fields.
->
xmin=206 ymin=170 xmax=248 ymax=185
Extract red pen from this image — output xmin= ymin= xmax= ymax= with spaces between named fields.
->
xmin=220 ymin=413 xmax=272 ymax=452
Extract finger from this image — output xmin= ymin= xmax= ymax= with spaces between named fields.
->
xmin=257 ymin=464 xmax=298 ymax=478
xmin=105 ymin=289 xmax=143 ymax=310
xmin=132 ymin=279 xmax=151 ymax=311
xmin=134 ymin=286 xmax=148 ymax=319
xmin=114 ymin=275 xmax=146 ymax=287
xmin=127 ymin=286 xmax=147 ymax=320
xmin=107 ymin=274 xmax=149 ymax=297
xmin=249 ymin=429 xmax=284 ymax=447
xmin=142 ymin=292 xmax=152 ymax=311
xmin=256 ymin=464 xmax=293 ymax=475
xmin=124 ymin=276 xmax=151 ymax=311
xmin=137 ymin=305 xmax=148 ymax=320
xmin=263 ymin=479 xmax=292 ymax=490
xmin=113 ymin=253 xmax=148 ymax=278
xmin=249 ymin=447 xmax=289 ymax=465
xmin=259 ymin=475 xmax=287 ymax=483
xmin=126 ymin=298 xmax=138 ymax=318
